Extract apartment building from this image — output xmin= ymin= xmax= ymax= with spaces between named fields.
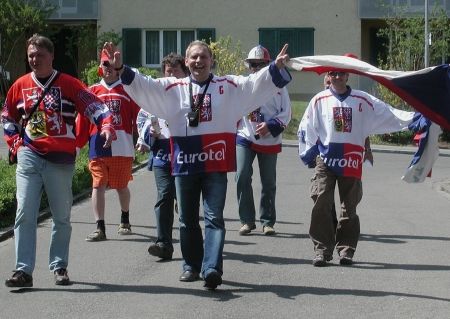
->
xmin=5 ymin=0 xmax=450 ymax=99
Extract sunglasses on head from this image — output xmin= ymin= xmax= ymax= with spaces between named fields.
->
xmin=328 ymin=71 xmax=347 ymax=77
xmin=249 ymin=61 xmax=268 ymax=69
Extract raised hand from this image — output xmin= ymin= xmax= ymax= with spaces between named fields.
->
xmin=275 ymin=44 xmax=289 ymax=69
xmin=102 ymin=42 xmax=122 ymax=70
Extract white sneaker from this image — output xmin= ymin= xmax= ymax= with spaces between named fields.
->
xmin=117 ymin=223 xmax=132 ymax=235
xmin=263 ymin=225 xmax=275 ymax=236
xmin=239 ymin=223 xmax=256 ymax=235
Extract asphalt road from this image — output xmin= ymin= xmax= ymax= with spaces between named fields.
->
xmin=0 ymin=146 xmax=450 ymax=318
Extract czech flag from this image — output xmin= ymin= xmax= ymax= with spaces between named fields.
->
xmin=287 ymin=56 xmax=450 ymax=130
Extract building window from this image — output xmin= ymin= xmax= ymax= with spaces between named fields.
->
xmin=258 ymin=28 xmax=314 ymax=59
xmin=144 ymin=30 xmax=194 ymax=65
xmin=396 ymin=0 xmax=444 ymax=10
xmin=122 ymin=28 xmax=215 ymax=68
xmin=60 ymin=0 xmax=77 ymax=14
xmin=145 ymin=31 xmax=160 ymax=65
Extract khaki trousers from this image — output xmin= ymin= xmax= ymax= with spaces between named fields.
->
xmin=309 ymin=157 xmax=362 ymax=257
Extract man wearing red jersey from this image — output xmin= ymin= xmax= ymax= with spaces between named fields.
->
xmin=3 ymin=34 xmax=114 ymax=288
xmin=76 ymin=50 xmax=141 ymax=242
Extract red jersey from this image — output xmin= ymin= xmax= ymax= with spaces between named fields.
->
xmin=75 ymin=79 xmax=141 ymax=159
xmin=2 ymin=70 xmax=115 ymax=163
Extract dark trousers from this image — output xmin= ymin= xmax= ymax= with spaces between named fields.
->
xmin=153 ymin=166 xmax=176 ymax=248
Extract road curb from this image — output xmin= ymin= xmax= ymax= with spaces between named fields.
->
xmin=282 ymin=141 xmax=450 ymax=157
xmin=2 ymin=141 xmax=450 ymax=242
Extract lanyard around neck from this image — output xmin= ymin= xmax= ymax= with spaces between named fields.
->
xmin=189 ymin=74 xmax=212 ymax=111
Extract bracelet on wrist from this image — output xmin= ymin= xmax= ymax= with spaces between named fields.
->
xmin=114 ymin=64 xmax=124 ymax=71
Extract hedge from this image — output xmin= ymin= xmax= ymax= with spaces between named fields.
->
xmin=0 ymin=148 xmax=147 ymax=229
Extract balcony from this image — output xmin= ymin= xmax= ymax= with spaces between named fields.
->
xmin=48 ymin=0 xmax=99 ymax=20
xmin=359 ymin=0 xmax=450 ymax=19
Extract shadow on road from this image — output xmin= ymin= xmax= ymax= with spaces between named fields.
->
xmin=360 ymin=233 xmax=450 ymax=244
xmin=7 ymin=280 xmax=450 ymax=303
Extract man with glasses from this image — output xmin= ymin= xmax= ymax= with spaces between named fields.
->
xmin=236 ymin=45 xmax=291 ymax=236
xmin=298 ymin=67 xmax=415 ymax=267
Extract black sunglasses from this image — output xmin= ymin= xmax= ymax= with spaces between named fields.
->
xmin=249 ymin=61 xmax=268 ymax=69
xmin=328 ymin=71 xmax=347 ymax=77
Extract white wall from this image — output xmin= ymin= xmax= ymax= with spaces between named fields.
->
xmin=99 ymin=0 xmax=361 ymax=99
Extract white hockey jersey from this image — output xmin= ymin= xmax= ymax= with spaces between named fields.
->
xmin=298 ymin=87 xmax=415 ymax=179
xmin=236 ymin=87 xmax=291 ymax=153
xmin=121 ymin=63 xmax=291 ymax=175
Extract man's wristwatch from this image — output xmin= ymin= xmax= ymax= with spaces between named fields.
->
xmin=114 ymin=64 xmax=124 ymax=71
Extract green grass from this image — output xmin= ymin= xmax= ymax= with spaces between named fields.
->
xmin=0 ymin=147 xmax=149 ymax=229
xmin=284 ymin=100 xmax=308 ymax=140
xmin=0 ymin=160 xmax=18 ymax=227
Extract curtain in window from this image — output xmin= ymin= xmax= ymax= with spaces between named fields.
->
xmin=181 ymin=31 xmax=195 ymax=56
xmin=163 ymin=31 xmax=177 ymax=57
xmin=146 ymin=31 xmax=159 ymax=65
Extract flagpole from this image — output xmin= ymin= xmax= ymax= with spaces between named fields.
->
xmin=424 ymin=0 xmax=429 ymax=68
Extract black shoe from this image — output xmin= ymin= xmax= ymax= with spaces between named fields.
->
xmin=339 ymin=255 xmax=353 ymax=265
xmin=203 ymin=271 xmax=222 ymax=290
xmin=54 ymin=268 xmax=71 ymax=286
xmin=312 ymin=254 xmax=332 ymax=267
xmin=339 ymin=256 xmax=353 ymax=266
xmin=5 ymin=270 xmax=33 ymax=288
xmin=179 ymin=270 xmax=199 ymax=282
xmin=148 ymin=242 xmax=173 ymax=260
xmin=338 ymin=249 xmax=354 ymax=266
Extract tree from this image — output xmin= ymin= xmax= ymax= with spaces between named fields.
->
xmin=96 ymin=29 xmax=122 ymax=52
xmin=375 ymin=3 xmax=450 ymax=142
xmin=209 ymin=36 xmax=246 ymax=76
xmin=60 ymin=26 xmax=122 ymax=77
xmin=0 ymin=0 xmax=56 ymax=98
xmin=376 ymin=3 xmax=450 ymax=108
xmin=377 ymin=5 xmax=450 ymax=71
xmin=80 ymin=29 xmax=123 ymax=86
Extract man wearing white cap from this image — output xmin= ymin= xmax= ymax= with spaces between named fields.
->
xmin=236 ymin=45 xmax=291 ymax=236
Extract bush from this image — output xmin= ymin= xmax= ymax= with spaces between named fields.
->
xmin=137 ymin=67 xmax=160 ymax=78
xmin=72 ymin=147 xmax=92 ymax=196
xmin=81 ymin=62 xmax=160 ymax=87
xmin=0 ymin=147 xmax=148 ymax=229
xmin=440 ymin=129 xmax=450 ymax=143
xmin=0 ymin=148 xmax=91 ymax=228
xmin=210 ymin=36 xmax=246 ymax=76
xmin=81 ymin=60 xmax=101 ymax=86
xmin=0 ymin=160 xmax=18 ymax=228
xmin=380 ymin=131 xmax=414 ymax=145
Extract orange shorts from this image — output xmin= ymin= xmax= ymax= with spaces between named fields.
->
xmin=89 ymin=157 xmax=133 ymax=189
